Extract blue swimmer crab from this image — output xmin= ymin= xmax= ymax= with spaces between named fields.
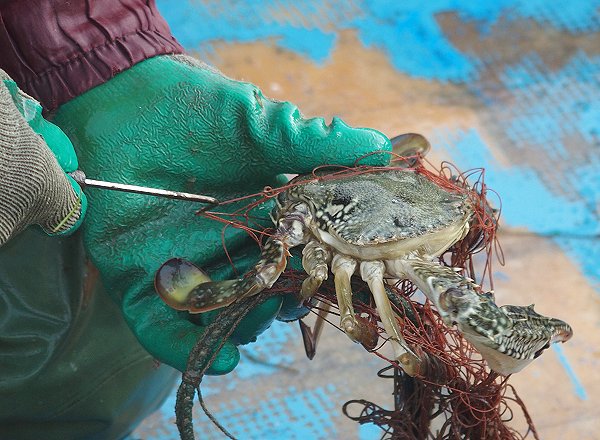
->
xmin=157 ymin=136 xmax=572 ymax=378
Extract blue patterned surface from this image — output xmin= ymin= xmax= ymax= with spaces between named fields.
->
xmin=132 ymin=1 xmax=599 ymax=438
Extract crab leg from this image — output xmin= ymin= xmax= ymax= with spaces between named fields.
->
xmin=299 ymin=303 xmax=331 ymax=360
xmin=156 ymin=211 xmax=311 ymax=313
xmin=360 ymin=261 xmax=421 ymax=376
xmin=299 ymin=241 xmax=333 ymax=358
xmin=331 ymin=254 xmax=379 ymax=350
xmin=300 ymin=240 xmax=332 ymax=299
xmin=390 ymin=133 xmax=431 ymax=166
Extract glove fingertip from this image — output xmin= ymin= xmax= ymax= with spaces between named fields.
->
xmin=284 ymin=124 xmax=392 ymax=173
xmin=44 ymin=175 xmax=87 ymax=237
xmin=352 ymin=127 xmax=392 ymax=167
xmin=229 ymin=295 xmax=283 ymax=345
xmin=205 ymin=341 xmax=241 ymax=375
xmin=70 ymin=176 xmax=88 ymax=220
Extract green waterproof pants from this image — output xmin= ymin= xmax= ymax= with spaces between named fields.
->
xmin=0 ymin=229 xmax=178 ymax=440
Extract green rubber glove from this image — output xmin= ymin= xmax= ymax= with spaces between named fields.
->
xmin=52 ymin=55 xmax=391 ymax=375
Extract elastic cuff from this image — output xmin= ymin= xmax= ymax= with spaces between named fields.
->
xmin=48 ymin=175 xmax=88 ymax=236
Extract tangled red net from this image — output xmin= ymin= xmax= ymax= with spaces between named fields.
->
xmin=188 ymin=153 xmax=538 ymax=440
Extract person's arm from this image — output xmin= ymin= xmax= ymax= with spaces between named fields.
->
xmin=0 ymin=0 xmax=183 ymax=111
xmin=0 ymin=0 xmax=391 ymax=374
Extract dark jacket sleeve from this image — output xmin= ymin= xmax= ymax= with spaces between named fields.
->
xmin=0 ymin=0 xmax=184 ymax=111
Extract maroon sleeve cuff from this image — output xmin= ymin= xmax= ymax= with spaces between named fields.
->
xmin=0 ymin=0 xmax=184 ymax=111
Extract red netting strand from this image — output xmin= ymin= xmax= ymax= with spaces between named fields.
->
xmin=194 ymin=153 xmax=536 ymax=439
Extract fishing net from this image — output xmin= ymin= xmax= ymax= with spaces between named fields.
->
xmin=162 ymin=154 xmax=538 ymax=439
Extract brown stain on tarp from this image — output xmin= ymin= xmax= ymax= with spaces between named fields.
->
xmin=199 ymin=22 xmax=600 ymax=199
xmin=194 ymin=31 xmax=482 ymax=144
xmin=438 ymin=12 xmax=600 ymax=70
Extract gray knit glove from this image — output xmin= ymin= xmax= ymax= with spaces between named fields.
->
xmin=0 ymin=70 xmax=87 ymax=245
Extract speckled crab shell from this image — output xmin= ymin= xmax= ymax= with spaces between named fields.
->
xmin=275 ymin=168 xmax=472 ymax=254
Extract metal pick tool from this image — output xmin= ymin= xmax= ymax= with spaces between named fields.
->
xmin=68 ymin=170 xmax=219 ymax=210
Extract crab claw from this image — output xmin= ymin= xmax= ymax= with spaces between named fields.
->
xmin=155 ymin=239 xmax=288 ymax=313
xmin=155 ymin=258 xmax=213 ymax=310
xmin=441 ymin=287 xmax=574 ymax=375
xmin=390 ymin=133 xmax=431 ymax=166
xmin=155 ymin=258 xmax=246 ymax=312
xmin=485 ymin=304 xmax=574 ymax=375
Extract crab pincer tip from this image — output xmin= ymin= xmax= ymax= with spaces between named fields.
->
xmin=155 ymin=258 xmax=211 ymax=311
